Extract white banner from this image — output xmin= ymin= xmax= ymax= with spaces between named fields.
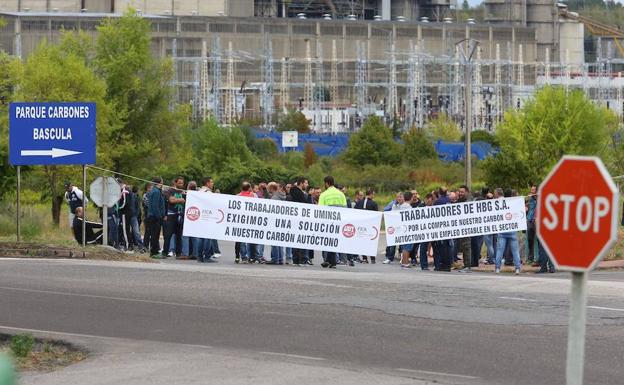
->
xmin=183 ymin=191 xmax=383 ymax=255
xmin=384 ymin=197 xmax=528 ymax=246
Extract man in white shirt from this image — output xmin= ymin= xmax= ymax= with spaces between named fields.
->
xmin=64 ymin=181 xmax=88 ymax=228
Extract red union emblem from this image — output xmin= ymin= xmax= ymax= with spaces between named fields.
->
xmin=387 ymin=226 xmax=395 ymax=235
xmin=342 ymin=224 xmax=356 ymax=238
xmin=186 ymin=206 xmax=200 ymax=221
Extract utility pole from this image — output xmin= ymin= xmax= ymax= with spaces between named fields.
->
xmin=456 ymin=38 xmax=480 ymax=191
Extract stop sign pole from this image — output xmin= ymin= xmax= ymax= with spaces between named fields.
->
xmin=537 ymin=156 xmax=619 ymax=385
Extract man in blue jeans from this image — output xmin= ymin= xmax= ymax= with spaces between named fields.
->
xmin=494 ymin=231 xmax=522 ymax=274
xmin=536 ymin=240 xmax=556 ymax=273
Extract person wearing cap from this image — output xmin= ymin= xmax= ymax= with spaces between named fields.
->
xmin=64 ymin=181 xmax=88 ymax=228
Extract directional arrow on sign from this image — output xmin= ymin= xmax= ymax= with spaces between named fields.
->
xmin=20 ymin=148 xmax=83 ymax=158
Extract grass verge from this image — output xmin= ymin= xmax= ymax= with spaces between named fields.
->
xmin=0 ymin=334 xmax=87 ymax=372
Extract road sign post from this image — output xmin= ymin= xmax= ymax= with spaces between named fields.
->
xmin=537 ymin=156 xmax=619 ymax=385
xmin=16 ymin=166 xmax=20 ymax=242
xmin=82 ymin=165 xmax=87 ymax=248
xmin=89 ymin=177 xmax=121 ymax=247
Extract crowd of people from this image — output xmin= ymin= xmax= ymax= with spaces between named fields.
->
xmin=67 ymin=175 xmax=556 ymax=274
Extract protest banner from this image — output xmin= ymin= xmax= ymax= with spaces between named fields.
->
xmin=384 ymin=197 xmax=528 ymax=246
xmin=183 ymin=191 xmax=383 ymax=255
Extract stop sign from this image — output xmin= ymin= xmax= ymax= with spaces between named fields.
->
xmin=537 ymin=156 xmax=619 ymax=272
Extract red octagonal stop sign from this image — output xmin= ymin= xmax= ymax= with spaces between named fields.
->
xmin=537 ymin=156 xmax=619 ymax=272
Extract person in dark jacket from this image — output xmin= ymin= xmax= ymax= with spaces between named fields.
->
xmin=433 ymin=187 xmax=452 ymax=271
xmin=72 ymin=207 xmax=103 ymax=245
xmin=128 ymin=185 xmax=146 ymax=252
xmin=289 ymin=177 xmax=310 ymax=266
xmin=146 ymin=177 xmax=166 ymax=258
xmin=354 ymin=188 xmax=379 ymax=264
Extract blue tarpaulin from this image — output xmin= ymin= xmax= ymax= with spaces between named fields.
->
xmin=255 ymin=132 xmax=497 ymax=160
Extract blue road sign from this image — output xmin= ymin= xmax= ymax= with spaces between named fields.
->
xmin=9 ymin=102 xmax=96 ymax=166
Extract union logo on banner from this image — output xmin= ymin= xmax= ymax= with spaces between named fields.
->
xmin=186 ymin=206 xmax=200 ymax=221
xmin=342 ymin=224 xmax=356 ymax=238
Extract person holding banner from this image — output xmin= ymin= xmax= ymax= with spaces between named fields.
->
xmin=495 ymin=189 xmax=522 ymax=275
xmin=418 ymin=193 xmax=435 ymax=270
xmin=432 ymin=187 xmax=453 ymax=272
xmin=397 ymin=191 xmax=416 ymax=269
xmin=383 ymin=192 xmax=405 ymax=264
xmin=456 ymin=185 xmax=474 ymax=272
xmin=354 ymin=188 xmax=379 ymax=264
xmin=236 ymin=181 xmax=262 ymax=264
xmin=289 ymin=177 xmax=311 ymax=266
xmin=267 ymin=182 xmax=286 ymax=265
xmin=319 ymin=176 xmax=347 ymax=269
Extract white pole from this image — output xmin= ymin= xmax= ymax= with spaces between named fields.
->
xmin=103 ymin=177 xmax=108 ymax=246
xmin=566 ymin=272 xmax=588 ymax=385
xmin=82 ymin=165 xmax=86 ymax=247
xmin=103 ymin=205 xmax=108 ymax=246
xmin=16 ymin=166 xmax=21 ymax=242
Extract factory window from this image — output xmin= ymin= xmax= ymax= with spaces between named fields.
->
xmin=182 ymin=23 xmax=207 ymax=32
xmin=292 ymin=24 xmax=315 ymax=35
xmin=236 ymin=23 xmax=261 ymax=33
xmin=209 ymin=23 xmax=235 ymax=33
xmin=346 ymin=26 xmax=367 ymax=36
xmin=51 ymin=20 xmax=76 ymax=31
xmin=396 ymin=28 xmax=417 ymax=37
xmin=21 ymin=20 xmax=48 ymax=32
xmin=265 ymin=24 xmax=287 ymax=34
xmin=320 ymin=25 xmax=342 ymax=36
xmin=159 ymin=22 xmax=176 ymax=33
xmin=469 ymin=30 xmax=489 ymax=40
xmin=371 ymin=28 xmax=392 ymax=37
xmin=421 ymin=28 xmax=442 ymax=38
xmin=185 ymin=49 xmax=202 ymax=57
xmin=79 ymin=21 xmax=98 ymax=31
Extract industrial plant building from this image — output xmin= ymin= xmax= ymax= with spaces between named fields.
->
xmin=0 ymin=0 xmax=618 ymax=132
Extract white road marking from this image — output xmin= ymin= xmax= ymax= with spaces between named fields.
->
xmin=0 ymin=325 xmax=129 ymax=341
xmin=0 ymin=285 xmax=226 ymax=311
xmin=588 ymin=306 xmax=624 ymax=312
xmin=0 ymin=324 xmax=214 ymax=349
xmin=498 ymin=296 xmax=536 ymax=302
xmin=396 ymin=368 xmax=478 ymax=380
xmin=260 ymin=351 xmax=326 ymax=361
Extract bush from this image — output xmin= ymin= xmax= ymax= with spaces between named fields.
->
xmin=276 ymin=110 xmax=310 ymax=133
xmin=425 ymin=113 xmax=462 ymax=141
xmin=11 ymin=334 xmax=34 ymax=358
xmin=343 ymin=116 xmax=401 ymax=166
xmin=402 ymin=127 xmax=437 ymax=165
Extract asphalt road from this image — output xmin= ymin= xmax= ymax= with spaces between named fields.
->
xmin=1 ymin=246 xmax=624 ymax=384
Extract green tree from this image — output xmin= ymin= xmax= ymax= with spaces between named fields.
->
xmin=189 ymin=119 xmax=257 ymax=176
xmin=95 ymin=8 xmax=190 ymax=175
xmin=276 ymin=110 xmax=310 ymax=133
xmin=0 ymin=52 xmax=21 ymax=198
xmin=426 ymin=113 xmax=462 ymax=141
xmin=484 ymin=86 xmax=617 ymax=189
xmin=402 ymin=127 xmax=438 ymax=166
xmin=12 ymin=39 xmax=115 ymax=225
xmin=343 ymin=116 xmax=400 ymax=166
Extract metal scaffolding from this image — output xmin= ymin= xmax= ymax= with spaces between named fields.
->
xmin=174 ymin=34 xmax=624 ymax=133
